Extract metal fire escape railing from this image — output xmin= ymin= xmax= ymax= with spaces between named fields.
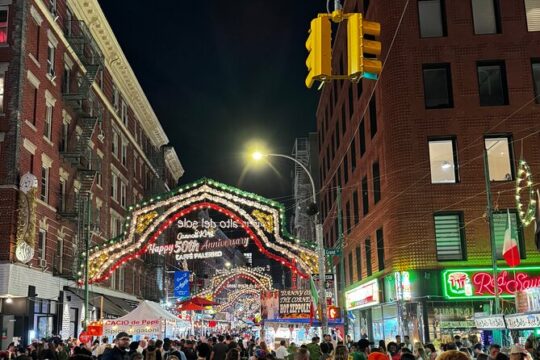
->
xmin=292 ymin=138 xmax=315 ymax=242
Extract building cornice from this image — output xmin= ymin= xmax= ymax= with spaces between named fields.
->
xmin=164 ymin=147 xmax=184 ymax=182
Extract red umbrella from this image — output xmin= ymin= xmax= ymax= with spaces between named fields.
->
xmin=188 ymin=296 xmax=219 ymax=306
xmin=177 ymin=302 xmax=206 ymax=311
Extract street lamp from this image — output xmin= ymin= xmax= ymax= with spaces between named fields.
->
xmin=250 ymin=151 xmax=328 ymax=333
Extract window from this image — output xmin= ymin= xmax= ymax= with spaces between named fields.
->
xmin=359 ymin=120 xmax=366 ymax=157
xmin=49 ymin=0 xmax=57 ymax=16
xmin=477 ymin=61 xmax=508 ymax=106
xmin=121 ymin=143 xmax=127 ymax=166
xmin=47 ymin=42 xmax=55 ymax=77
xmin=349 ymin=84 xmax=355 ymax=118
xmin=362 ymin=176 xmax=369 ymax=215
xmin=376 ymin=228 xmax=384 ymax=271
xmin=39 ymin=229 xmax=47 ymax=260
xmin=472 ymin=0 xmax=500 ymax=34
xmin=96 ymin=157 xmax=102 ymax=187
xmin=434 ymin=213 xmax=466 ymax=260
xmin=525 ymin=0 xmax=540 ymax=32
xmin=532 ymin=60 xmax=540 ymax=103
xmin=364 ymin=0 xmax=370 ymax=13
xmin=485 ymin=137 xmax=513 ymax=181
xmin=62 ymin=65 xmax=70 ymax=94
xmin=32 ymin=88 xmax=38 ymax=125
xmin=44 ymin=105 xmax=53 ymax=140
xmin=365 ymin=238 xmax=372 ymax=276
xmin=423 ymin=64 xmax=453 ymax=108
xmin=121 ymin=100 xmax=128 ymax=126
xmin=350 ymin=137 xmax=357 ymax=171
xmin=344 ymin=154 xmax=349 ymax=184
xmin=429 ymin=138 xmax=458 ymax=183
xmin=373 ymin=162 xmax=381 ymax=203
xmin=0 ymin=9 xmax=8 ymax=44
xmin=0 ymin=66 xmax=5 ymax=113
xmin=59 ymin=179 xmax=66 ymax=211
xmin=118 ymin=267 xmax=125 ymax=292
xmin=60 ymin=121 xmax=68 ymax=152
xmin=341 ymin=104 xmax=347 ymax=135
xmin=345 ymin=202 xmax=351 ymax=234
xmin=355 ymin=246 xmax=362 ymax=281
xmin=112 ymin=130 xmax=119 ymax=157
xmin=111 ymin=173 xmax=118 ymax=201
xmin=57 ymin=237 xmax=63 ymax=274
xmin=352 ymin=190 xmax=359 ymax=225
xmin=418 ymin=0 xmax=446 ymax=37
xmin=369 ymin=97 xmax=377 ymax=137
xmin=493 ymin=211 xmax=524 ymax=260
xmin=348 ymin=252 xmax=354 ymax=285
xmin=41 ymin=166 xmax=49 ymax=202
xmin=120 ymin=181 xmax=127 ymax=207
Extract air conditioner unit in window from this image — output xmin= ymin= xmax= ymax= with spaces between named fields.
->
xmin=39 ymin=258 xmax=47 ymax=268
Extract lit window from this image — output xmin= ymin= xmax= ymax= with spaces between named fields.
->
xmin=429 ymin=139 xmax=458 ymax=183
xmin=0 ymin=9 xmax=8 ymax=44
xmin=485 ymin=137 xmax=513 ymax=181
xmin=418 ymin=0 xmax=446 ymax=38
xmin=472 ymin=0 xmax=500 ymax=34
xmin=525 ymin=0 xmax=540 ymax=32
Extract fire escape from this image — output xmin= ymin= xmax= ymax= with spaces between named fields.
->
xmin=58 ymin=20 xmax=104 ymax=278
xmin=292 ymin=138 xmax=315 ymax=243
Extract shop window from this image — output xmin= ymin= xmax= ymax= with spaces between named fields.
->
xmin=485 ymin=136 xmax=513 ymax=181
xmin=429 ymin=138 xmax=458 ymax=183
xmin=477 ymin=61 xmax=508 ymax=106
xmin=525 ymin=0 xmax=540 ymax=32
xmin=493 ymin=210 xmax=524 ymax=260
xmin=472 ymin=0 xmax=500 ymax=34
xmin=434 ymin=212 xmax=466 ymax=260
xmin=423 ymin=64 xmax=453 ymax=108
xmin=418 ymin=0 xmax=446 ymax=37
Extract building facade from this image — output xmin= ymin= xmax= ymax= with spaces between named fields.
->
xmin=0 ymin=0 xmax=183 ymax=345
xmin=316 ymin=0 xmax=540 ymax=343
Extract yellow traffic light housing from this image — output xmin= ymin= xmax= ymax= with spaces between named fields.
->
xmin=347 ymin=13 xmax=382 ymax=78
xmin=305 ymin=16 xmax=332 ymax=89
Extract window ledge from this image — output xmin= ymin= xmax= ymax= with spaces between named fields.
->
xmin=43 ymin=136 xmax=54 ymax=146
xmin=25 ymin=120 xmax=37 ymax=132
xmin=28 ymin=53 xmax=40 ymax=68
xmin=36 ymin=198 xmax=57 ymax=213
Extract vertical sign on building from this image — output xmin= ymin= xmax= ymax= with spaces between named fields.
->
xmin=174 ymin=271 xmax=190 ymax=299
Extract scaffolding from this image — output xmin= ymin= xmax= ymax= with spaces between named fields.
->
xmin=291 ymin=138 xmax=315 ymax=243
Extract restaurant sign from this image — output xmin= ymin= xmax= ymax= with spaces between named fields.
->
xmin=442 ymin=267 xmax=540 ymax=299
xmin=505 ymin=313 xmax=540 ymax=329
xmin=474 ymin=315 xmax=506 ymax=330
xmin=345 ymin=279 xmax=379 ymax=310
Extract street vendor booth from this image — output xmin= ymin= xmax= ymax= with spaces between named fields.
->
xmin=103 ymin=301 xmax=188 ymax=339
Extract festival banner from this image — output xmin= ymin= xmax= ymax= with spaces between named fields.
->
xmin=174 ymin=271 xmax=190 ymax=298
xmin=261 ymin=290 xmax=280 ymax=320
xmin=279 ymin=289 xmax=311 ymax=319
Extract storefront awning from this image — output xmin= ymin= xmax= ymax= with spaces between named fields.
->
xmin=65 ymin=287 xmax=137 ymax=318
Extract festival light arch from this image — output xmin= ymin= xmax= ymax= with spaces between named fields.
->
xmin=78 ymin=179 xmax=319 ymax=284
xmin=214 ymin=287 xmax=262 ymax=313
xmin=196 ymin=267 xmax=273 ymax=299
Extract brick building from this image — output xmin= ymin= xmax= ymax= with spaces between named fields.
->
xmin=316 ymin=0 xmax=540 ymax=342
xmin=0 ymin=0 xmax=183 ymax=345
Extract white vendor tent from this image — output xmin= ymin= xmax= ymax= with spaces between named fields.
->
xmin=103 ymin=300 xmax=188 ymax=339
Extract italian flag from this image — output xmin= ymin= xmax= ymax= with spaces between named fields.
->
xmin=310 ymin=275 xmax=319 ymax=308
xmin=502 ymin=210 xmax=520 ymax=267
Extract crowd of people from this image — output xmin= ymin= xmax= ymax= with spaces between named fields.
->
xmin=1 ymin=333 xmax=540 ymax=360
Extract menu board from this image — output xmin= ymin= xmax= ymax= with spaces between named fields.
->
xmin=279 ymin=289 xmax=311 ymax=319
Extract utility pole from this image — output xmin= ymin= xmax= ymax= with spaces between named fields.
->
xmin=84 ymin=195 xmax=91 ymax=330
xmin=483 ymin=147 xmax=502 ymax=345
xmin=336 ymin=187 xmax=348 ymax=335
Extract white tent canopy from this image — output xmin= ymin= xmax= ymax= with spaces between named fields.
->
xmin=103 ymin=300 xmax=188 ymax=338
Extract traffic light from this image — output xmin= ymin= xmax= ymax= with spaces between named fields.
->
xmin=305 ymin=16 xmax=332 ymax=88
xmin=347 ymin=13 xmax=382 ymax=78
xmin=328 ymin=306 xmax=340 ymax=320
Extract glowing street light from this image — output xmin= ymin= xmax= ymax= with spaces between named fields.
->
xmin=251 ymin=151 xmax=264 ymax=161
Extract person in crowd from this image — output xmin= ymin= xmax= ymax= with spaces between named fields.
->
xmin=137 ymin=341 xmax=147 ymax=355
xmin=183 ymin=341 xmax=197 ymax=360
xmin=156 ymin=340 xmax=164 ymax=360
xmin=415 ymin=347 xmax=428 ymax=360
xmin=143 ymin=340 xmax=161 ymax=360
xmin=367 ymin=347 xmax=388 ymax=360
xmin=286 ymin=343 xmax=297 ymax=360
xmin=477 ymin=355 xmax=488 ymax=360
xmin=196 ymin=343 xmax=211 ymax=360
xmin=378 ymin=342 xmax=387 ymax=354
xmin=96 ymin=338 xmax=112 ymax=360
xmin=488 ymin=346 xmax=501 ymax=360
xmin=395 ymin=338 xmax=402 ymax=347
xmin=295 ymin=348 xmax=309 ymax=360
xmin=91 ymin=341 xmax=100 ymax=358
xmin=436 ymin=351 xmax=470 ymax=360
xmin=402 ymin=353 xmax=416 ymax=360
xmin=275 ymin=341 xmax=288 ymax=360
xmin=131 ymin=354 xmax=143 ymax=360
xmin=102 ymin=333 xmax=131 ymax=360
xmin=509 ymin=346 xmax=530 ymax=360
xmin=387 ymin=343 xmax=400 ymax=360
xmin=334 ymin=345 xmax=348 ymax=360
xmin=226 ymin=349 xmax=240 ymax=360
xmin=127 ymin=342 xmax=139 ymax=360
xmin=403 ymin=338 xmax=412 ymax=352
xmin=424 ymin=345 xmax=437 ymax=360
xmin=211 ymin=336 xmax=228 ymax=360
xmin=70 ymin=347 xmax=93 ymax=360
xmin=323 ymin=335 xmax=334 ymax=355
xmin=306 ymin=338 xmax=322 ymax=360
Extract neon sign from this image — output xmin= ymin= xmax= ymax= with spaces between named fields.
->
xmin=442 ymin=267 xmax=540 ymax=299
xmin=345 ymin=279 xmax=379 ymax=310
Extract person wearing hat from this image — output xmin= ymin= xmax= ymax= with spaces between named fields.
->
xmin=509 ymin=345 xmax=532 ymax=360
xmin=103 ymin=332 xmax=131 ymax=360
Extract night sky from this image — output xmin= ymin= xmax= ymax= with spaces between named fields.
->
xmin=99 ymin=1 xmax=325 ymax=206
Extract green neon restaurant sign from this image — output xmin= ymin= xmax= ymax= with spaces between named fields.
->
xmin=442 ymin=267 xmax=540 ymax=299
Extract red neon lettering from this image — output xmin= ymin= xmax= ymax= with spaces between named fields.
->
xmin=472 ymin=271 xmax=540 ymax=296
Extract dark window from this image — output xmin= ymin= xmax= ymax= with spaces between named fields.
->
xmin=471 ymin=0 xmax=501 ymax=34
xmin=364 ymin=0 xmax=370 ymax=13
xmin=355 ymin=246 xmax=362 ymax=281
xmin=357 ymin=80 xmax=363 ymax=100
xmin=376 ymin=228 xmax=384 ymax=271
xmin=345 ymin=202 xmax=351 ymax=234
xmin=359 ymin=120 xmax=366 ymax=156
xmin=341 ymin=104 xmax=347 ymax=135
xmin=477 ymin=61 xmax=508 ymax=106
xmin=350 ymin=137 xmax=357 ymax=171
xmin=532 ymin=60 xmax=540 ymax=104
xmin=335 ymin=121 xmax=340 ymax=146
xmin=352 ymin=190 xmax=359 ymax=225
xmin=362 ymin=176 xmax=369 ymax=215
xmin=348 ymin=252 xmax=354 ymax=285
xmin=365 ymin=237 xmax=372 ymax=276
xmin=344 ymin=154 xmax=349 ymax=184
xmin=423 ymin=63 xmax=453 ymax=108
xmin=434 ymin=212 xmax=466 ymax=260
xmin=331 ymin=132 xmax=335 ymax=160
xmin=369 ymin=96 xmax=377 ymax=137
xmin=32 ymin=88 xmax=38 ymax=125
xmin=373 ymin=162 xmax=381 ymax=203
xmin=349 ymin=84 xmax=355 ymax=119
xmin=418 ymin=0 xmax=447 ymax=37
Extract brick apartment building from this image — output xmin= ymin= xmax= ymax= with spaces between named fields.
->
xmin=316 ymin=0 xmax=540 ymax=342
xmin=0 ymin=0 xmax=183 ymax=345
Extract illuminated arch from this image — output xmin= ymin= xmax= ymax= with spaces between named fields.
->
xmin=215 ymin=288 xmax=261 ymax=313
xmin=80 ymin=179 xmax=318 ymax=284
xmin=197 ymin=267 xmax=273 ymax=299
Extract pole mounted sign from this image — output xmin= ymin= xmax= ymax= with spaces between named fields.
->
xmin=442 ymin=267 xmax=540 ymax=299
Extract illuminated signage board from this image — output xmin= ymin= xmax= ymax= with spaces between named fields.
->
xmin=474 ymin=315 xmax=506 ymax=330
xmin=442 ymin=267 xmax=540 ymax=299
xmin=345 ymin=279 xmax=379 ymax=310
xmin=505 ymin=313 xmax=540 ymax=329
